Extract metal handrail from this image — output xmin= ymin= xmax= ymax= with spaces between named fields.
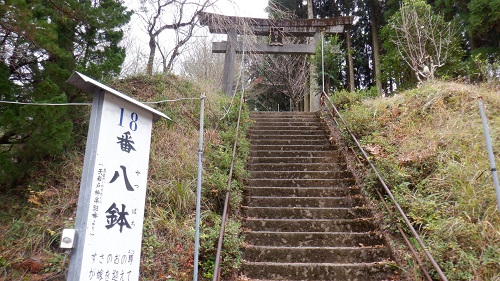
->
xmin=212 ymin=90 xmax=246 ymax=281
xmin=320 ymin=91 xmax=448 ymax=281
xmin=213 ymin=43 xmax=248 ymax=281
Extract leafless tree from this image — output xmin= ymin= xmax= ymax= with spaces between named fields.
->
xmin=248 ymin=52 xmax=309 ymax=111
xmin=179 ymin=35 xmax=225 ymax=91
xmin=244 ymin=3 xmax=308 ymax=111
xmin=388 ymin=0 xmax=459 ymax=82
xmin=138 ymin=0 xmax=218 ymax=75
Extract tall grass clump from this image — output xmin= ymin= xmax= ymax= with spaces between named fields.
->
xmin=337 ymin=81 xmax=500 ymax=280
xmin=0 ymin=74 xmax=250 ymax=281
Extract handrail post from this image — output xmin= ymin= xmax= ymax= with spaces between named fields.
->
xmin=193 ymin=93 xmax=206 ymax=281
xmin=478 ymin=97 xmax=500 ymax=214
xmin=321 ymin=93 xmax=448 ymax=281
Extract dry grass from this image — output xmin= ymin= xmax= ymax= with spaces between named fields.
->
xmin=0 ymin=74 xmax=245 ymax=280
xmin=340 ymin=81 xmax=500 ymax=280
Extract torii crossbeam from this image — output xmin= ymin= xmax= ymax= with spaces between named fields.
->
xmin=199 ymin=12 xmax=353 ymax=109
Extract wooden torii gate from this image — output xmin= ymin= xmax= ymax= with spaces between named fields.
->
xmin=199 ymin=12 xmax=354 ymax=111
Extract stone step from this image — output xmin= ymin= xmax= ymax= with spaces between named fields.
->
xmin=250 ymin=139 xmax=331 ymax=146
xmin=247 ymin=178 xmax=355 ymax=188
xmin=243 ymin=218 xmax=377 ymax=233
xmin=250 ymin=111 xmax=318 ymax=116
xmin=251 ymin=118 xmax=322 ymax=124
xmin=247 ymin=162 xmax=347 ymax=171
xmin=245 ymin=196 xmax=365 ymax=208
xmin=242 ymin=246 xmax=390 ymax=264
xmin=248 ymin=156 xmax=343 ymax=164
xmin=241 ymin=261 xmax=398 ymax=280
xmin=245 ymin=186 xmax=362 ymax=197
xmin=251 ymin=113 xmax=319 ymax=117
xmin=242 ymin=206 xmax=372 ymax=220
xmin=249 ymin=126 xmax=327 ymax=132
xmin=249 ymin=150 xmax=341 ymax=158
xmin=252 ymin=121 xmax=327 ymax=128
xmin=243 ymin=218 xmax=378 ymax=234
xmin=244 ymin=231 xmax=385 ymax=247
xmin=249 ymin=134 xmax=328 ymax=141
xmin=243 ymin=111 xmax=398 ymax=280
xmin=250 ymin=144 xmax=333 ymax=151
xmin=249 ymin=129 xmax=328 ymax=136
xmin=249 ymin=170 xmax=352 ymax=180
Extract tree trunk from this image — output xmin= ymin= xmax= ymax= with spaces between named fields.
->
xmin=370 ymin=0 xmax=383 ymax=96
xmin=346 ymin=28 xmax=355 ymax=92
xmin=147 ymin=36 xmax=156 ymax=75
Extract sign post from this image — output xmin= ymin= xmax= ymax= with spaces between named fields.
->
xmin=65 ymin=72 xmax=170 ymax=281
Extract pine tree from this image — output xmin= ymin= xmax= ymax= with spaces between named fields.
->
xmin=0 ymin=0 xmax=132 ymax=189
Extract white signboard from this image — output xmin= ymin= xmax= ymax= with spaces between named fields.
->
xmin=66 ymin=72 xmax=169 ymax=281
xmin=79 ymin=93 xmax=152 ymax=281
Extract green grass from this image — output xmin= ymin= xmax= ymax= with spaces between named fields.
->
xmin=0 ymin=74 xmax=250 ymax=280
xmin=336 ymin=81 xmax=500 ymax=280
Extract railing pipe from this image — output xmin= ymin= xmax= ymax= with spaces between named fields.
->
xmin=344 ymin=130 xmax=433 ymax=281
xmin=321 ymin=91 xmax=448 ymax=281
xmin=213 ymin=45 xmax=247 ymax=280
xmin=193 ymin=93 xmax=206 ymax=281
xmin=478 ymin=97 xmax=500 ymax=214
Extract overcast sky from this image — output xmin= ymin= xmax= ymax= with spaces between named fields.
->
xmin=211 ymin=0 xmax=268 ymax=18
xmin=121 ymin=0 xmax=269 ymax=75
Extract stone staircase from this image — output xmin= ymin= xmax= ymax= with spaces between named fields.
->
xmin=241 ymin=111 xmax=398 ymax=281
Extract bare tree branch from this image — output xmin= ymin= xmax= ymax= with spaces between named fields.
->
xmin=138 ymin=0 xmax=218 ymax=75
xmin=389 ymin=0 xmax=459 ymax=82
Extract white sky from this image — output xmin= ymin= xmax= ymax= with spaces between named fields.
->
xmin=210 ymin=0 xmax=268 ymax=18
xmin=121 ymin=0 xmax=269 ymax=75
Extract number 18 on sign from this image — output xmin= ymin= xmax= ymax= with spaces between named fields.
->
xmin=66 ymin=72 xmax=170 ymax=281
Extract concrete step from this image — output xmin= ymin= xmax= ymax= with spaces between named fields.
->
xmin=249 ymin=170 xmax=352 ymax=180
xmin=247 ymin=178 xmax=355 ymax=188
xmin=250 ymin=113 xmax=319 ymax=121
xmin=242 ymin=246 xmax=390 ymax=264
xmin=247 ymin=162 xmax=347 ymax=171
xmin=241 ymin=261 xmax=398 ymax=280
xmin=249 ymin=150 xmax=341 ymax=158
xmin=249 ymin=134 xmax=328 ymax=141
xmin=252 ymin=121 xmax=327 ymax=128
xmin=244 ymin=231 xmax=385 ymax=247
xmin=249 ymin=126 xmax=327 ymax=132
xmin=249 ymin=129 xmax=328 ymax=136
xmin=250 ymin=139 xmax=331 ymax=146
xmin=250 ymin=118 xmax=322 ymax=124
xmin=243 ymin=111 xmax=398 ymax=280
xmin=248 ymin=156 xmax=344 ymax=164
xmin=245 ymin=186 xmax=362 ymax=197
xmin=250 ymin=111 xmax=318 ymax=116
xmin=250 ymin=144 xmax=333 ymax=151
xmin=245 ymin=196 xmax=365 ymax=208
xmin=242 ymin=206 xmax=372 ymax=220
xmin=243 ymin=218 xmax=377 ymax=233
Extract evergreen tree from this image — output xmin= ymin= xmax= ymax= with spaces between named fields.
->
xmin=0 ymin=0 xmax=132 ymax=189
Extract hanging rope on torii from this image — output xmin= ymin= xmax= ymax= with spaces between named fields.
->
xmin=199 ymin=12 xmax=353 ymax=111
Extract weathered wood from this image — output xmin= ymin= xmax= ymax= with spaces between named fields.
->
xmin=346 ymin=28 xmax=355 ymax=92
xmin=213 ymin=41 xmax=316 ymax=54
xmin=222 ymin=29 xmax=237 ymax=96
xmin=201 ymin=11 xmax=354 ymax=98
xmin=199 ymin=12 xmax=352 ymax=36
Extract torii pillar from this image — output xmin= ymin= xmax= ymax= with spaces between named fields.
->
xmin=199 ymin=12 xmax=353 ymax=111
xmin=222 ymin=28 xmax=237 ymax=96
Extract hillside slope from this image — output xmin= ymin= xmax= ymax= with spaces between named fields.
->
xmin=0 ymin=74 xmax=249 ymax=280
xmin=336 ymin=81 xmax=500 ymax=280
